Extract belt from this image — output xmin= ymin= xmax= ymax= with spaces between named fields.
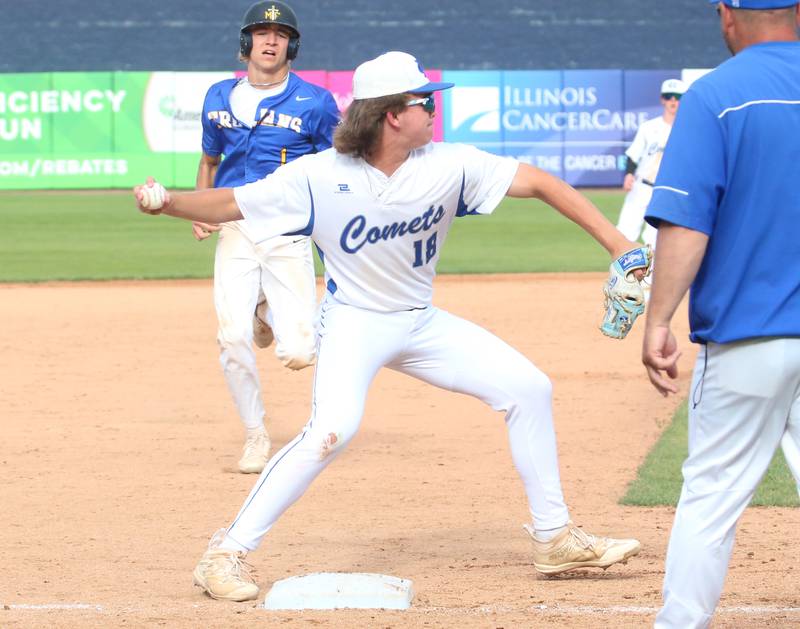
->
xmin=641 ymin=179 xmax=655 ymax=187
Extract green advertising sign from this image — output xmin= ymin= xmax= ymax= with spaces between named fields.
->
xmin=0 ymin=71 xmax=232 ymax=190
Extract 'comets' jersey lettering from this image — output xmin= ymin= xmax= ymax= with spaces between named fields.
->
xmin=340 ymin=205 xmax=446 ymax=254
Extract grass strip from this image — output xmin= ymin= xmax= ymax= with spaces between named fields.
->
xmin=621 ymin=400 xmax=799 ymax=507
xmin=0 ymin=190 xmax=625 ymax=282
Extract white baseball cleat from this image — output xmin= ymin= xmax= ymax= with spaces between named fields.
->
xmin=193 ymin=529 xmax=259 ymax=601
xmin=524 ymin=521 xmax=641 ymax=575
xmin=238 ymin=428 xmax=271 ymax=474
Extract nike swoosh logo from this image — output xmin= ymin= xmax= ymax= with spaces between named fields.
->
xmin=296 ymin=96 xmax=311 ymax=101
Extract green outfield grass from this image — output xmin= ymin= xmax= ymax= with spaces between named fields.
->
xmin=0 ymin=189 xmax=624 ymax=282
xmin=621 ymin=401 xmax=800 ymax=507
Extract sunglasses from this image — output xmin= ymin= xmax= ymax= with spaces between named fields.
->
xmin=662 ymin=93 xmax=682 ymax=101
xmin=406 ymin=95 xmax=435 ymax=113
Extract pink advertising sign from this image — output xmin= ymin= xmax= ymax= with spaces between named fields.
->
xmin=236 ymin=69 xmax=445 ymax=141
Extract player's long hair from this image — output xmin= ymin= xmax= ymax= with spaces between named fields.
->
xmin=334 ymin=94 xmax=409 ymax=159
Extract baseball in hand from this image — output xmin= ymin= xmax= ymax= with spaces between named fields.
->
xmin=140 ymin=182 xmax=166 ymax=210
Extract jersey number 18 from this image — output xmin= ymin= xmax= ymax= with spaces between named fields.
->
xmin=412 ymin=233 xmax=438 ymax=268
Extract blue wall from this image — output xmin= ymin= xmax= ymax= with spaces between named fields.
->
xmin=3 ymin=1 xmax=728 ymax=73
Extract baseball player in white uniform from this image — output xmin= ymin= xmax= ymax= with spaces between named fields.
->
xmin=616 ymin=78 xmax=687 ymax=250
xmin=134 ymin=51 xmax=644 ymax=602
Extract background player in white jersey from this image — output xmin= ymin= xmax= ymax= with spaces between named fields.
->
xmin=616 ymin=78 xmax=687 ymax=250
xmin=134 ymin=51 xmax=645 ymax=602
xmin=193 ymin=1 xmax=339 ymax=474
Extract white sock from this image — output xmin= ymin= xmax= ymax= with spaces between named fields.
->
xmin=246 ymin=425 xmax=267 ymax=438
xmin=219 ymin=534 xmax=250 ymax=554
xmin=534 ymin=524 xmax=568 ymax=542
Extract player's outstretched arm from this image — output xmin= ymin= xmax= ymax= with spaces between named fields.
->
xmin=133 ymin=177 xmax=243 ymax=224
xmin=506 ymin=163 xmax=636 ymax=259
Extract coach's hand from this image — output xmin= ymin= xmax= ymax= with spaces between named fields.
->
xmin=642 ymin=324 xmax=681 ymax=396
xmin=192 ymin=221 xmax=222 ymax=241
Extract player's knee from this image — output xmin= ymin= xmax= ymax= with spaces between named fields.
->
xmin=307 ymin=425 xmax=357 ymax=462
xmin=318 ymin=430 xmax=343 ymax=461
xmin=275 ymin=325 xmax=317 ymax=371
xmin=276 ymin=347 xmax=316 ymax=370
xmin=510 ymin=363 xmax=553 ymax=407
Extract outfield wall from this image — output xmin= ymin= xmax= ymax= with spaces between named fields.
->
xmin=0 ymin=69 xmax=703 ymax=190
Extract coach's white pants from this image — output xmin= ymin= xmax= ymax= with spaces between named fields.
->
xmin=214 ymin=223 xmax=317 ymax=431
xmin=223 ymin=296 xmax=569 ymax=550
xmin=616 ymin=181 xmax=658 ymax=249
xmin=655 ymin=338 xmax=800 ymax=629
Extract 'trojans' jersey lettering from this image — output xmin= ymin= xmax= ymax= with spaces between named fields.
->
xmin=203 ymin=74 xmax=339 ymax=187
xmin=208 ymin=110 xmax=244 ymax=129
xmin=257 ymin=108 xmax=303 ymax=133
xmin=340 ymin=205 xmax=446 ymax=254
xmin=207 ymin=109 xmax=304 ymax=133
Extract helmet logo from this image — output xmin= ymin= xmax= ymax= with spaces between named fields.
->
xmin=264 ymin=5 xmax=281 ymax=20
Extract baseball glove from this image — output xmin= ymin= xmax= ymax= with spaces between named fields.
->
xmin=600 ymin=246 xmax=652 ymax=339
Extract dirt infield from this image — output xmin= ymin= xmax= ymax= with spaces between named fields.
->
xmin=3 ymin=274 xmax=798 ymax=628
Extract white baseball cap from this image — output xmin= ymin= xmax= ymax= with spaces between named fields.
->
xmin=352 ymin=51 xmax=454 ymax=100
xmin=660 ymin=78 xmax=687 ymax=95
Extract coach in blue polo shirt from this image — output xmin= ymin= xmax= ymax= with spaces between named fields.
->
xmin=642 ymin=0 xmax=800 ymax=626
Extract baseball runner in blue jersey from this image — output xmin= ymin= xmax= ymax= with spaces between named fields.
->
xmin=193 ymin=1 xmax=339 ymax=474
xmin=642 ymin=1 xmax=800 ymax=626
xmin=135 ymin=51 xmax=645 ymax=602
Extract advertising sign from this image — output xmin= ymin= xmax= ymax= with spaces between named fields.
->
xmin=1 ymin=72 xmax=133 ymax=188
xmin=0 ymin=68 xmax=682 ymax=190
xmin=296 ymin=69 xmax=445 ymax=141
xmin=442 ymin=69 xmax=682 ymax=186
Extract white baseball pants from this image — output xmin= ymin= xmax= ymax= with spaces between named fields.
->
xmin=223 ymin=296 xmax=570 ymax=550
xmin=655 ymin=338 xmax=800 ymax=628
xmin=616 ymin=181 xmax=658 ymax=249
xmin=214 ymin=223 xmax=317 ymax=431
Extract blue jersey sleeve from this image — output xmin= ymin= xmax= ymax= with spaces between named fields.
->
xmin=310 ymin=90 xmax=340 ymax=152
xmin=201 ymin=87 xmax=223 ymax=157
xmin=645 ymin=89 xmax=726 ymax=236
